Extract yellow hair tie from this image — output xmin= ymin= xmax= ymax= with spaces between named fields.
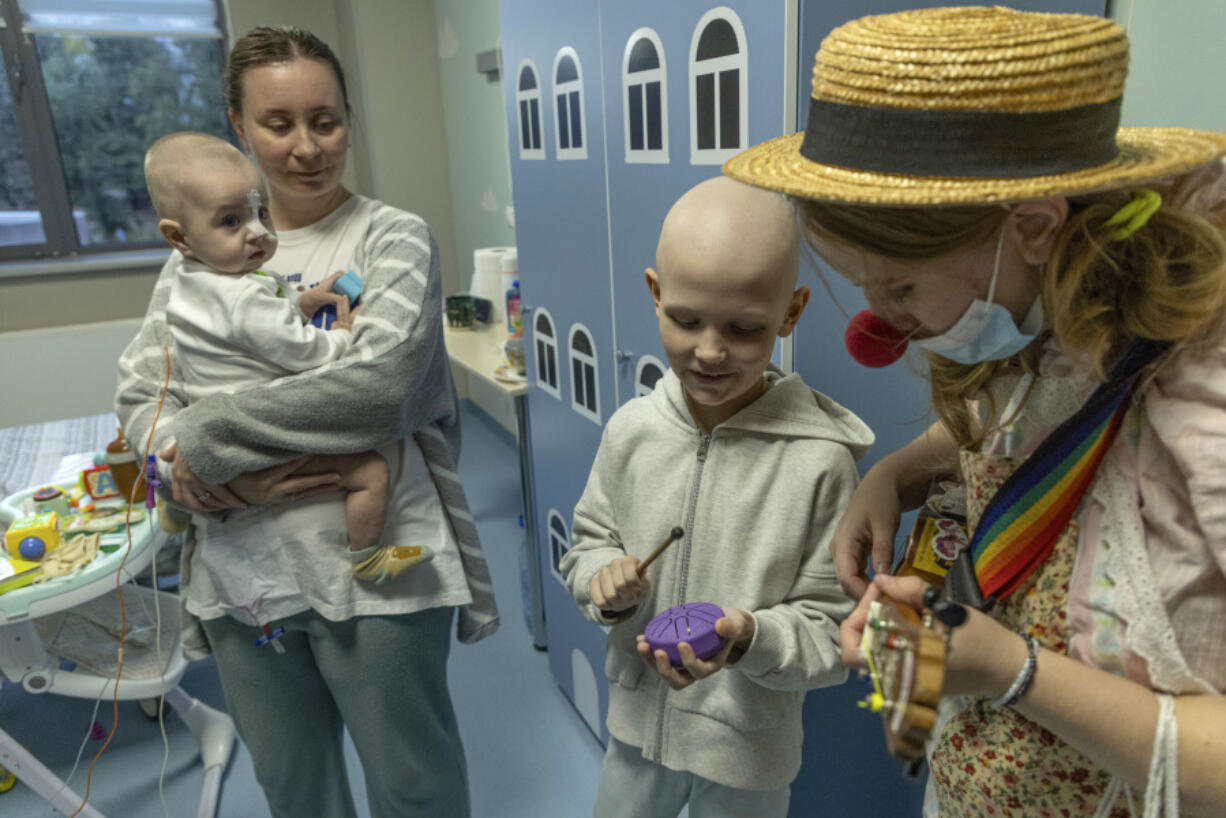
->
xmin=1103 ymin=188 xmax=1162 ymax=241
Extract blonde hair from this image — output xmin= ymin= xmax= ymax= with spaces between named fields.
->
xmin=795 ymin=190 xmax=1226 ymax=447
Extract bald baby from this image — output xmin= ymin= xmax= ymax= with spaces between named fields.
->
xmin=646 ymin=176 xmax=809 ymax=432
xmin=145 ymin=132 xmax=254 ymax=223
xmin=144 ymin=131 xmax=275 ymax=275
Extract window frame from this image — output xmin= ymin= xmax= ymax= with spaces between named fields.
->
xmin=515 ymin=59 xmax=545 ymax=160
xmin=532 ymin=306 xmax=561 ymax=399
xmin=634 ymin=354 xmax=666 ymax=398
xmin=688 ymin=6 xmax=748 ymax=166
xmin=551 ymin=46 xmax=587 ymax=161
xmin=0 ymin=0 xmax=228 ymax=266
xmin=548 ymin=508 xmax=570 ymax=585
xmin=622 ymin=27 xmax=668 ymax=165
xmin=568 ymin=322 xmax=601 ymax=426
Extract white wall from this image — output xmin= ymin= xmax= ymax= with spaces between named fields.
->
xmin=0 ymin=319 xmax=142 ymax=427
xmin=1112 ymin=0 xmax=1226 ymax=132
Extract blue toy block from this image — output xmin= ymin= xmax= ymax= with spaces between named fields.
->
xmin=310 ymin=270 xmax=364 ymax=328
xmin=334 ymin=270 xmax=363 ymax=305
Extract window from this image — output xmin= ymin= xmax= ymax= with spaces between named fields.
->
xmin=622 ymin=28 xmax=668 ymax=164
xmin=0 ymin=0 xmax=231 ymax=261
xmin=552 ymin=47 xmax=586 ymax=161
xmin=548 ymin=509 xmax=570 ymax=583
xmin=689 ymin=7 xmax=748 ymax=166
xmin=533 ymin=307 xmax=560 ymax=399
xmin=568 ymin=323 xmax=601 ymax=425
xmin=635 ymin=355 xmax=666 ymax=398
xmin=515 ymin=59 xmax=544 ymax=159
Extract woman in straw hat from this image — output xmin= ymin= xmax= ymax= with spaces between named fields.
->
xmin=726 ymin=6 xmax=1226 ymax=817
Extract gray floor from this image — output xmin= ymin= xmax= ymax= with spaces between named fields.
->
xmin=0 ymin=403 xmax=606 ymax=817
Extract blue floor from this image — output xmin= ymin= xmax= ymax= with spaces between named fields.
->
xmin=0 ymin=402 xmax=606 ymax=817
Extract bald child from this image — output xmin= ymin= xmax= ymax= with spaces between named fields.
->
xmin=142 ymin=132 xmax=433 ymax=594
xmin=561 ymin=176 xmax=871 ymax=818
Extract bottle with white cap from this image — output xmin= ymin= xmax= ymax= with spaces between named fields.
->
xmin=501 ymin=250 xmax=520 ymax=334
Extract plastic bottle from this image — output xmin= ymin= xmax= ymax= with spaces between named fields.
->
xmin=105 ymin=427 xmax=141 ymax=503
xmin=500 ymin=250 xmax=519 ymax=332
xmin=506 ymin=279 xmax=523 ymax=337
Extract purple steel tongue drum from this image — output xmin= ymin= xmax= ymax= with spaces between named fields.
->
xmin=644 ymin=602 xmax=725 ymax=665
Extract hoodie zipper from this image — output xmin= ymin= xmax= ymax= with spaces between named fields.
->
xmin=650 ymin=432 xmax=711 ymax=764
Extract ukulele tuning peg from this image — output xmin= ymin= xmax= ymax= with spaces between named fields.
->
xmin=922 ymin=585 xmax=968 ymax=629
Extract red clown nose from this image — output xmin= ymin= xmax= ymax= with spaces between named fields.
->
xmin=844 ymin=310 xmax=908 ymax=368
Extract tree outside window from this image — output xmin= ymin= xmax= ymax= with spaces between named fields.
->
xmin=0 ymin=0 xmax=232 ymax=261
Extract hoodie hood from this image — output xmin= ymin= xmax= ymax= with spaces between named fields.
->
xmin=653 ymin=367 xmax=875 ymax=462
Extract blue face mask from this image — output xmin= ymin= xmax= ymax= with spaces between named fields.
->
xmin=912 ymin=227 xmax=1041 ymax=364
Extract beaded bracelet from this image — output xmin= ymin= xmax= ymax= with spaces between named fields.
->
xmin=988 ymin=636 xmax=1040 ymax=709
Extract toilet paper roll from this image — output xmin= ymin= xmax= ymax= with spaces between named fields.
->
xmin=471 ymin=247 xmax=515 ymax=323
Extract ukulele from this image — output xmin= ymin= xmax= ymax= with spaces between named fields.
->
xmin=858 ymin=586 xmax=966 ymax=776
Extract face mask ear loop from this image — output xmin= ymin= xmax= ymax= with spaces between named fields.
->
xmin=984 ymin=219 xmax=1007 ymax=309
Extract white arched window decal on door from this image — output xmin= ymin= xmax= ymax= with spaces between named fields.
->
xmin=688 ymin=7 xmax=748 ymax=165
xmin=533 ymin=307 xmax=560 ymax=399
xmin=568 ymin=323 xmax=601 ymax=425
xmin=548 ymin=509 xmax=570 ymax=584
xmin=516 ymin=60 xmax=545 ymax=160
xmin=622 ymin=28 xmax=668 ymax=164
xmin=552 ymin=47 xmax=587 ymax=161
xmin=635 ymin=355 xmax=667 ymax=398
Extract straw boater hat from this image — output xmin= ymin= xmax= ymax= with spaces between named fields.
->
xmin=724 ymin=6 xmax=1226 ymax=206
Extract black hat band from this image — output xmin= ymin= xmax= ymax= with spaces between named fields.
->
xmin=799 ymin=96 xmax=1123 ymax=178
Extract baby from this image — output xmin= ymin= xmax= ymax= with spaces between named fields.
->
xmin=143 ymin=131 xmax=430 ymax=585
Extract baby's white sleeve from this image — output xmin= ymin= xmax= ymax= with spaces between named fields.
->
xmin=230 ymin=281 xmax=352 ymax=371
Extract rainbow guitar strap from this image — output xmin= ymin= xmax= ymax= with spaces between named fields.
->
xmin=946 ymin=339 xmax=1170 ymax=610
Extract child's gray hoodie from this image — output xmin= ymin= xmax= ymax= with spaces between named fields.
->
xmin=562 ymin=368 xmax=873 ymax=790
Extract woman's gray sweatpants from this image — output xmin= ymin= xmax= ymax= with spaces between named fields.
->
xmin=201 ymin=606 xmax=469 ymax=818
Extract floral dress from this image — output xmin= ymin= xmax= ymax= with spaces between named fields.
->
xmin=923 ymin=346 xmax=1209 ymax=818
xmin=927 ymin=446 xmax=1132 ymax=817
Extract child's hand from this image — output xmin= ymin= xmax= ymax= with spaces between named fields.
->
xmin=330 ymin=304 xmax=361 ymax=332
xmin=636 ymin=608 xmax=755 ymax=690
xmin=830 ymin=466 xmax=904 ymax=598
xmin=589 ymin=556 xmax=649 ymax=613
xmin=298 ymin=270 xmax=349 ymax=320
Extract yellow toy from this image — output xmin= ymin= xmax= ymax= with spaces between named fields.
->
xmin=0 ymin=554 xmax=42 ymax=595
xmin=4 ymin=511 xmax=62 ymax=560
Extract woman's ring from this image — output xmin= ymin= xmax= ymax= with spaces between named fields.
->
xmin=197 ymin=491 xmax=212 ymax=502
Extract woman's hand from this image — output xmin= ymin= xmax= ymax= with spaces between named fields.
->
xmin=830 ymin=464 xmax=905 ymax=598
xmin=226 ymin=455 xmax=341 ymax=506
xmin=840 ymin=574 xmax=1027 ymax=701
xmin=636 ymin=608 xmax=756 ymax=690
xmin=159 ymin=443 xmax=247 ymax=513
